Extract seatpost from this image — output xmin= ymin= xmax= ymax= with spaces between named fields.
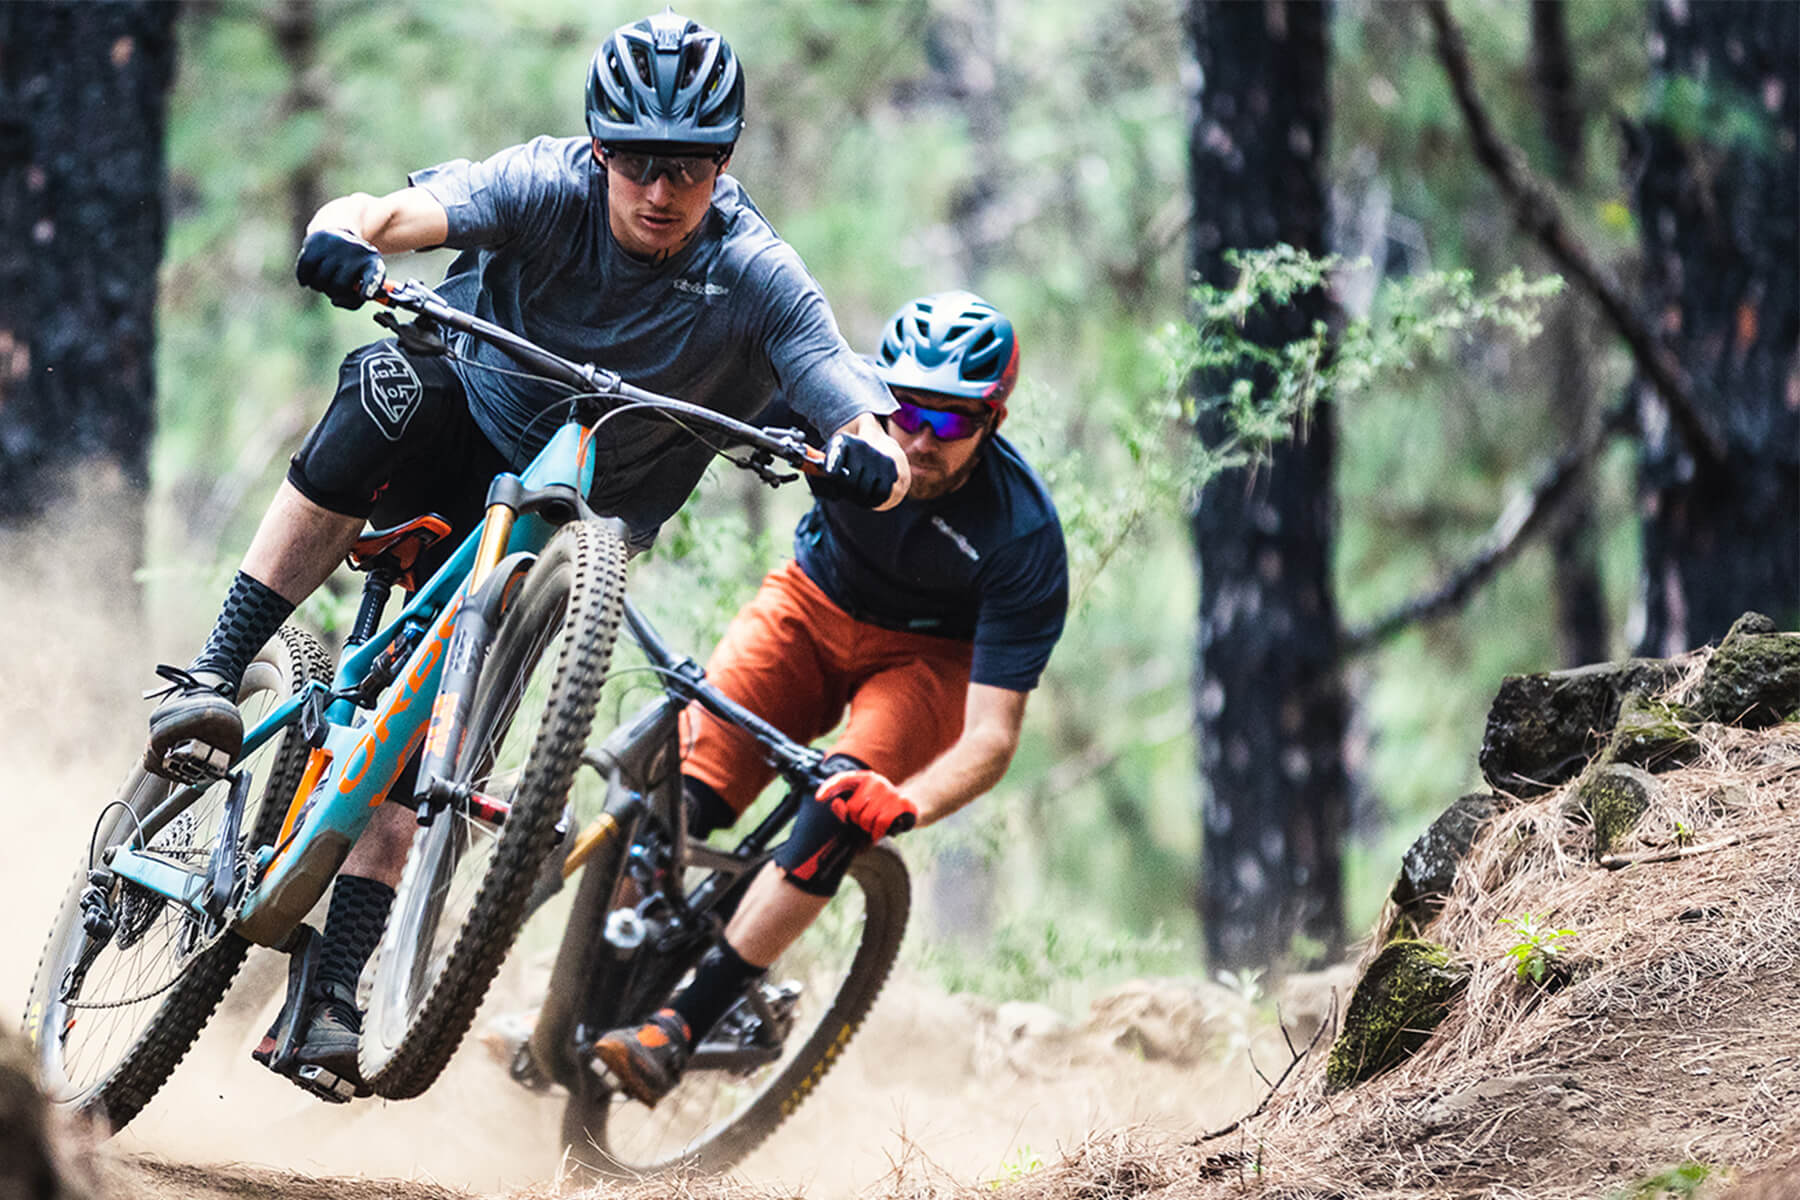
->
xmin=346 ymin=568 xmax=397 ymax=648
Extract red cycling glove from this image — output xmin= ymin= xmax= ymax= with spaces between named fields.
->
xmin=815 ymin=769 xmax=918 ymax=839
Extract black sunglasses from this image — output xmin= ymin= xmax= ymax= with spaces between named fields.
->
xmin=601 ymin=148 xmax=726 ymax=187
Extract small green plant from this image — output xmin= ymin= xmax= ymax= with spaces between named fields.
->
xmin=987 ymin=1144 xmax=1046 ymax=1188
xmin=1498 ymin=913 xmax=1578 ymax=985
xmin=1606 ymin=1161 xmax=1714 ymax=1199
xmin=1673 ymin=819 xmax=1695 ymax=847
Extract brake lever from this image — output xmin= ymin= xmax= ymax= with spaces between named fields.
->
xmin=372 ymin=310 xmax=449 ymax=357
xmin=741 ymin=448 xmax=799 ymax=488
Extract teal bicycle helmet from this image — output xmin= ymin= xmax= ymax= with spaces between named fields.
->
xmin=873 ymin=291 xmax=1020 ymax=424
xmin=586 ymin=8 xmax=744 ymax=150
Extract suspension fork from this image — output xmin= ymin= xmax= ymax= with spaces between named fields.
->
xmin=410 ymin=552 xmax=534 ymax=821
xmin=529 ymin=794 xmax=645 ymax=1089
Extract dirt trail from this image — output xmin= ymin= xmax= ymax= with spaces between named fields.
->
xmin=0 ymin=513 xmax=1270 ymax=1198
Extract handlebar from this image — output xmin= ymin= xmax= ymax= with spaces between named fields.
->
xmin=374 ymin=279 xmax=828 ymax=478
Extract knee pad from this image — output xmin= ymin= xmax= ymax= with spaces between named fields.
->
xmin=770 ymin=753 xmax=869 ymax=897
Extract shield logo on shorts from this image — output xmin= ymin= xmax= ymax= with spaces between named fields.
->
xmin=361 ymin=352 xmax=424 ymax=441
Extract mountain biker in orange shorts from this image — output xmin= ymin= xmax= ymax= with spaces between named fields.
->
xmin=592 ymin=290 xmax=1069 ymax=1105
xmin=139 ymin=9 xmax=908 ymax=1100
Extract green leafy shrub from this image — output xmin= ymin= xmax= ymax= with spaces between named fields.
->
xmin=1498 ymin=913 xmax=1578 ymax=985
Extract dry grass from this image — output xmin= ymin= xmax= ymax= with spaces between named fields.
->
xmin=1181 ymin=654 xmax=1800 ymax=1200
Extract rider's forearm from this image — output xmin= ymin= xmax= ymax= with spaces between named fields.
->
xmin=306 ymin=187 xmax=450 ymax=255
xmin=834 ymin=412 xmax=911 ymax=509
xmin=899 ymin=724 xmax=1016 ymax=828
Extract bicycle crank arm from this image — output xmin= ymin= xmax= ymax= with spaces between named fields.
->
xmin=202 ymin=770 xmax=253 ymax=925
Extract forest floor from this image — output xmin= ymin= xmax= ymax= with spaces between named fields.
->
xmin=7 ymin=501 xmax=1800 ymax=1200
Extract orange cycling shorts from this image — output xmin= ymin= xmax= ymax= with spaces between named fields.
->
xmin=681 ymin=560 xmax=973 ymax=815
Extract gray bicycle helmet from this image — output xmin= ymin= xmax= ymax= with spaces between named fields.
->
xmin=586 ymin=8 xmax=745 ymax=149
xmin=873 ymin=291 xmax=1021 ymax=424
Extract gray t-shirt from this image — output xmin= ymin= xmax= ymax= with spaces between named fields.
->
xmin=407 ymin=136 xmax=892 ymax=540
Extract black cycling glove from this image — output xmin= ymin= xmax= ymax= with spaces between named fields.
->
xmin=296 ymin=229 xmax=387 ymax=310
xmin=813 ymin=433 xmax=900 ymax=509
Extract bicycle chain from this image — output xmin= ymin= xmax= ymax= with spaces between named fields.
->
xmin=62 ymin=847 xmax=234 ymax=1011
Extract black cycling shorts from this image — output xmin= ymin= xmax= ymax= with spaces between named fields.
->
xmin=288 ymin=338 xmax=509 ymax=577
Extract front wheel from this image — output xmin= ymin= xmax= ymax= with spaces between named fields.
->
xmin=360 ymin=520 xmax=627 ymax=1099
xmin=22 ymin=626 xmax=330 ymax=1133
xmin=561 ymin=842 xmax=912 ymax=1179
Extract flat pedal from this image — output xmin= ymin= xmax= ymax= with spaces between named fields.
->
xmin=160 ymin=740 xmax=232 ymax=784
xmin=293 ymin=1064 xmax=359 ymax=1104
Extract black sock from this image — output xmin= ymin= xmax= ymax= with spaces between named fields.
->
xmin=191 ymin=571 xmax=295 ymax=689
xmin=316 ymin=874 xmax=395 ymax=1007
xmin=670 ymin=941 xmax=766 ymax=1047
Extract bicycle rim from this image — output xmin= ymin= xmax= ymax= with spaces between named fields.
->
xmin=563 ymin=843 xmax=910 ymax=1178
xmin=22 ymin=628 xmax=328 ymax=1130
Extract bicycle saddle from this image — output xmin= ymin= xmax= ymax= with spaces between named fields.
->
xmin=347 ymin=514 xmax=452 ymax=593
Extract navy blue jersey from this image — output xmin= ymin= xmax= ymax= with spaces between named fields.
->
xmin=794 ymin=433 xmax=1068 ymax=692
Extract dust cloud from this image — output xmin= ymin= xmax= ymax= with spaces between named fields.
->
xmin=0 ymin=484 xmax=1263 ymax=1197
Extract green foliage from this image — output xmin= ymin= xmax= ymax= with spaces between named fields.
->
xmin=986 ymin=1145 xmax=1047 ymax=1188
xmin=1648 ymin=75 xmax=1776 ymax=156
xmin=915 ymin=912 xmax=1187 ymax=1010
xmin=146 ymin=0 xmax=1670 ymax=979
xmin=1497 ymin=913 xmax=1577 ymax=985
xmin=1607 ymin=1162 xmax=1715 ymax=1200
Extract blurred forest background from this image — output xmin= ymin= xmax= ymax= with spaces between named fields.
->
xmin=1 ymin=0 xmax=1793 ymax=1004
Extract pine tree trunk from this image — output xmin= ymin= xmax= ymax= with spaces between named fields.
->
xmin=0 ymin=0 xmax=175 ymax=520
xmin=1186 ymin=0 xmax=1346 ymax=971
xmin=1531 ymin=0 xmax=1611 ymax=668
xmin=1633 ymin=0 xmax=1799 ymax=654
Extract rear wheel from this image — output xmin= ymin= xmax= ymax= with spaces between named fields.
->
xmin=360 ymin=520 xmax=627 ymax=1099
xmin=560 ymin=843 xmax=911 ymax=1179
xmin=22 ymin=627 xmax=330 ymax=1132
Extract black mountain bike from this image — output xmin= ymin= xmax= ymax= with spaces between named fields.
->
xmin=514 ymin=594 xmax=911 ymax=1179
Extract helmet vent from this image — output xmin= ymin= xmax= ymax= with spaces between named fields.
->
xmin=628 ymin=43 xmax=653 ymax=85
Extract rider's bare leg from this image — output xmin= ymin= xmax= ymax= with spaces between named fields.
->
xmin=242 ymin=480 xmax=367 ymax=604
xmin=722 ymin=862 xmax=829 ymax=967
xmin=145 ymin=483 xmax=365 ymax=778
xmin=340 ymin=800 xmax=417 ymax=885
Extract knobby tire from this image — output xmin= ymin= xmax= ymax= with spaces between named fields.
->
xmin=22 ymin=627 xmax=331 ymax=1132
xmin=560 ymin=842 xmax=911 ymax=1179
xmin=360 ymin=520 xmax=627 ymax=1099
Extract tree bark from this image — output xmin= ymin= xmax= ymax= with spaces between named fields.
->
xmin=0 ymin=1 xmax=175 ymax=521
xmin=1633 ymin=0 xmax=1800 ymax=654
xmin=1187 ymin=0 xmax=1346 ymax=971
xmin=1530 ymin=0 xmax=1610 ymax=667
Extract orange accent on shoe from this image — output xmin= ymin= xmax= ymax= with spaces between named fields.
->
xmin=637 ymin=1024 xmax=670 ymax=1049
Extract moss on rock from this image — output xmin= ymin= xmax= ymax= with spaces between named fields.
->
xmin=1326 ymin=939 xmax=1469 ymax=1091
xmin=1479 ymin=659 xmax=1684 ymax=797
xmin=1580 ymin=763 xmax=1658 ymax=855
xmin=1603 ymin=695 xmax=1702 ymax=773
xmin=1691 ymin=616 xmax=1800 ymax=729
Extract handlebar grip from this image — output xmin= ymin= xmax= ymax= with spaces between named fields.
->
xmin=888 ymin=811 xmax=917 ymax=836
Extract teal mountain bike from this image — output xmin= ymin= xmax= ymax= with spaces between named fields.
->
xmin=22 ymin=278 xmax=855 ymax=1129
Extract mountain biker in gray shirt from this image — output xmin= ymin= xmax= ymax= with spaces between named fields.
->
xmin=141 ymin=9 xmax=907 ymax=1101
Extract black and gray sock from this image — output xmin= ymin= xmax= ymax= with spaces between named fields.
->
xmin=191 ymin=571 xmax=296 ymax=689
